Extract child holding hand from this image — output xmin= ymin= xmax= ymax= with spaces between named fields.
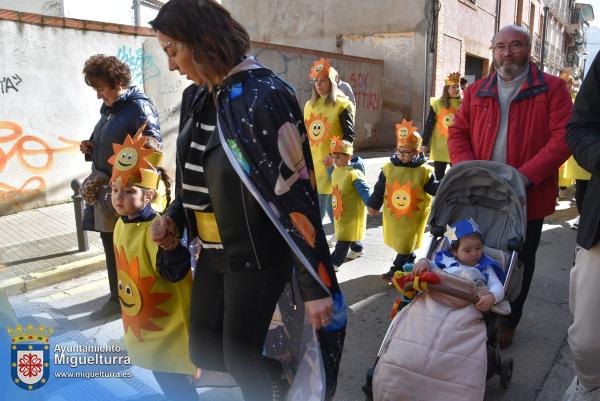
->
xmin=108 ymin=132 xmax=198 ymax=401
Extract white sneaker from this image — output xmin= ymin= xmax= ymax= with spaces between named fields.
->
xmin=563 ymin=376 xmax=600 ymax=401
xmin=346 ymin=250 xmax=364 ymax=260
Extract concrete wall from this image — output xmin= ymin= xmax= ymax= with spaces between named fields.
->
xmin=0 ymin=0 xmax=62 ymax=15
xmin=0 ymin=19 xmax=151 ymax=215
xmin=223 ymin=0 xmax=426 ymax=142
xmin=0 ymin=11 xmax=382 ymax=214
xmin=0 ymin=0 xmax=160 ymax=27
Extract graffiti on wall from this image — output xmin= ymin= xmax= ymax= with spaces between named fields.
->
xmin=116 ymin=46 xmax=161 ymax=87
xmin=1 ymin=74 xmax=23 ymax=94
xmin=0 ymin=121 xmax=79 ymax=204
xmin=346 ymin=72 xmax=380 ymax=111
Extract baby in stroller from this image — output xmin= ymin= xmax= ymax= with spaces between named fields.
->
xmin=367 ymin=161 xmax=527 ymax=401
xmin=412 ymin=218 xmax=506 ymax=314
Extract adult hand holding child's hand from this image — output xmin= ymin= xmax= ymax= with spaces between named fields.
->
xmin=151 ymin=215 xmax=179 ymax=250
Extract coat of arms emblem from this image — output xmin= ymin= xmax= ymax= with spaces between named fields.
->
xmin=8 ymin=324 xmax=53 ymax=390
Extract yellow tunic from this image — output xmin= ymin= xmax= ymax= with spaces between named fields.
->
xmin=382 ymin=163 xmax=433 ymax=254
xmin=430 ymin=98 xmax=461 ymax=163
xmin=304 ymin=96 xmax=354 ymax=194
xmin=113 ymin=216 xmax=195 ymax=374
xmin=331 ymin=166 xmax=367 ymax=242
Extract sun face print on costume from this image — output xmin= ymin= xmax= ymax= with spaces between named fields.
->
xmin=385 ymin=179 xmax=423 ymax=219
xmin=305 ymin=113 xmax=332 ymax=147
xmin=114 ymin=246 xmax=172 ymax=341
xmin=118 ymin=269 xmax=142 ymax=316
xmin=107 ymin=123 xmax=155 ymax=185
xmin=332 ymin=185 xmax=344 ymax=220
xmin=435 ymin=108 xmax=458 ymax=137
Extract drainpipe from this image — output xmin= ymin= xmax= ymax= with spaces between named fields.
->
xmin=541 ymin=5 xmax=550 ymax=70
xmin=495 ymin=0 xmax=502 ymax=33
xmin=423 ymin=0 xmax=440 ymax=126
xmin=133 ymin=0 xmax=141 ymax=26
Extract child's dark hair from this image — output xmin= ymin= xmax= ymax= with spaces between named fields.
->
xmin=450 ymin=232 xmax=483 ymax=251
xmin=141 ymin=167 xmax=172 ymax=208
xmin=157 ymin=167 xmax=172 ymax=208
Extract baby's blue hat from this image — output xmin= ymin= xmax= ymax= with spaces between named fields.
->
xmin=445 ymin=218 xmax=481 ymax=245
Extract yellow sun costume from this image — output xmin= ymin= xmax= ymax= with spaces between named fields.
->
xmin=382 ymin=122 xmax=434 ymax=253
xmin=113 ymin=222 xmax=195 ymax=374
xmin=330 ymin=138 xmax=367 ymax=241
xmin=429 ymin=72 xmax=461 ymax=163
xmin=108 ymin=129 xmax=195 ymax=375
xmin=304 ymin=58 xmax=355 ymax=194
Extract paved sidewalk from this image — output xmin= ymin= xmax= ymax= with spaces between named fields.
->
xmin=0 ymin=202 xmax=106 ymax=295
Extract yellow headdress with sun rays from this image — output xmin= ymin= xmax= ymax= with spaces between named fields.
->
xmin=107 ymin=122 xmax=163 ymax=189
xmin=445 ymin=72 xmax=461 ymax=86
xmin=395 ymin=119 xmax=422 ymax=150
xmin=309 ymin=57 xmax=336 ymax=81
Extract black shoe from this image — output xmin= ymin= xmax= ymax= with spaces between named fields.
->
xmin=381 ymin=267 xmax=398 ymax=284
xmin=90 ymin=298 xmax=121 ymax=321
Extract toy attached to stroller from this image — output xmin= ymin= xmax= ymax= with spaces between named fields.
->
xmin=363 ymin=161 xmax=527 ymax=401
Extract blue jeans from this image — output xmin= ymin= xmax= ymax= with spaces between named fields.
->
xmin=317 ymin=193 xmax=334 ymax=223
xmin=332 ymin=241 xmax=363 ymax=267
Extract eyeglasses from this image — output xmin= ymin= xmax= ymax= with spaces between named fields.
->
xmin=492 ymin=41 xmax=527 ymax=54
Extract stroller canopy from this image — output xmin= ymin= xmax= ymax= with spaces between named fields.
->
xmin=429 ymin=160 xmax=527 ymax=251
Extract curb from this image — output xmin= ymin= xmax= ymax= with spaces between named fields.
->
xmin=0 ymin=255 xmax=106 ymax=296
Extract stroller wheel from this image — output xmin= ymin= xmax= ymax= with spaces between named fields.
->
xmin=499 ymin=358 xmax=514 ymax=389
xmin=362 ymin=367 xmax=374 ymax=400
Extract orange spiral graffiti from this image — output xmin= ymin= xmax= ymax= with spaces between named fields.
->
xmin=0 ymin=120 xmax=80 ymax=203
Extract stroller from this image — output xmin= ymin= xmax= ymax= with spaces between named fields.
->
xmin=364 ymin=160 xmax=527 ymax=401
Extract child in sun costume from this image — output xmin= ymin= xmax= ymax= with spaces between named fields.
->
xmin=422 ymin=72 xmax=462 ymax=181
xmin=329 ymin=138 xmax=371 ymax=271
xmin=108 ymin=127 xmax=197 ymax=400
xmin=367 ymin=120 xmax=438 ymax=282
xmin=304 ymin=57 xmax=355 ymax=221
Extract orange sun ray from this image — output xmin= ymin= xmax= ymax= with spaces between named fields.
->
xmin=435 ymin=107 xmax=458 ymax=137
xmin=114 ymin=246 xmax=172 ymax=341
xmin=384 ymin=179 xmax=423 ymax=219
xmin=305 ymin=113 xmax=332 ymax=147
xmin=332 ymin=185 xmax=344 ymax=220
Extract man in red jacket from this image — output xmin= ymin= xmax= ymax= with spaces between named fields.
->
xmin=448 ymin=25 xmax=572 ymax=348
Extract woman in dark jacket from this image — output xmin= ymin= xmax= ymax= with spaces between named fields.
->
xmin=79 ymin=54 xmax=161 ymax=319
xmin=149 ymin=1 xmax=346 ymax=400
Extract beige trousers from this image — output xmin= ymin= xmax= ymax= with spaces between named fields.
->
xmin=568 ymin=243 xmax=600 ymax=390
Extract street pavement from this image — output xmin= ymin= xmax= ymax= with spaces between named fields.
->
xmin=1 ymin=152 xmax=580 ymax=401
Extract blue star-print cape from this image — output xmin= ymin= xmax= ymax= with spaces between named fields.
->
xmin=434 ymin=249 xmax=506 ymax=283
xmin=215 ymin=62 xmax=346 ymax=400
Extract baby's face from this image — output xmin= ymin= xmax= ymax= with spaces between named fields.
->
xmin=452 ymin=236 xmax=483 ymax=266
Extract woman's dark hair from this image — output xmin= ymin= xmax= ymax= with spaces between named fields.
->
xmin=83 ymin=54 xmax=131 ymax=88
xmin=150 ymin=0 xmax=250 ymax=85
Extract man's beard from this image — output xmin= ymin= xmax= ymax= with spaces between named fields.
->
xmin=494 ymin=59 xmax=528 ymax=81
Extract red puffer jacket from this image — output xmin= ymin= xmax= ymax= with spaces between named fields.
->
xmin=449 ymin=62 xmax=572 ymax=220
